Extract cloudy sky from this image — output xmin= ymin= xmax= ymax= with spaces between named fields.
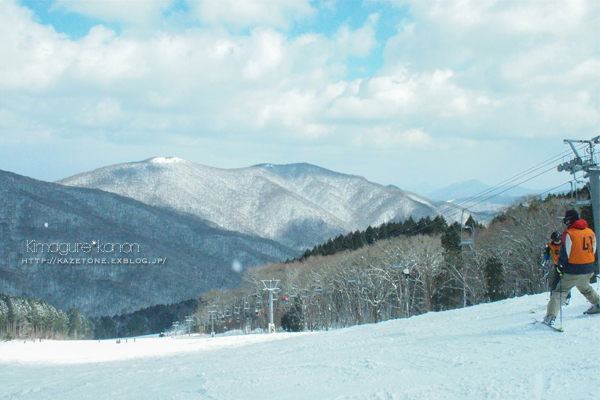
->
xmin=0 ymin=0 xmax=598 ymax=194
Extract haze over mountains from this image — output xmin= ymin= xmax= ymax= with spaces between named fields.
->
xmin=424 ymin=179 xmax=538 ymax=205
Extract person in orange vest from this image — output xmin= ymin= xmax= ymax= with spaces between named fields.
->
xmin=544 ymin=231 xmax=571 ymax=305
xmin=543 ymin=210 xmax=600 ymax=326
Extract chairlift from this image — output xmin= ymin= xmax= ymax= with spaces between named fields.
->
xmin=568 ymin=180 xmax=591 ymax=207
xmin=459 ymin=209 xmax=475 ymax=258
xmin=460 ymin=210 xmax=475 ymax=247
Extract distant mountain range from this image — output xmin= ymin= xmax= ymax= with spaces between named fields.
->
xmin=2 ymin=158 xmax=527 ymax=318
xmin=57 ymin=157 xmax=443 ymax=251
xmin=423 ymin=179 xmax=538 ymax=205
xmin=0 ymin=170 xmax=293 ymax=317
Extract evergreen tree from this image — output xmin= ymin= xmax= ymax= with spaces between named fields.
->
xmin=281 ymin=302 xmax=303 ymax=332
xmin=464 ymin=215 xmax=480 ymax=228
xmin=431 ymin=215 xmax=448 ymax=234
xmin=365 ymin=226 xmax=376 ymax=245
xmin=491 ymin=212 xmax=508 ymax=224
xmin=68 ymin=309 xmax=84 ymax=339
xmin=351 ymin=230 xmax=365 ymax=250
xmin=416 ymin=216 xmax=433 ymax=235
xmin=484 ymin=256 xmax=507 ymax=302
xmin=387 ymin=221 xmax=403 ymax=238
xmin=441 ymin=223 xmax=462 ymax=255
xmin=403 ymin=217 xmax=417 ymax=235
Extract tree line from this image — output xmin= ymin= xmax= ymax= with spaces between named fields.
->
xmin=196 ymin=195 xmax=578 ymax=334
xmin=296 ymin=215 xmax=464 ymax=261
xmin=89 ymin=299 xmax=198 ymax=339
xmin=0 ymin=293 xmax=94 ymax=340
xmin=0 ymin=293 xmax=200 ymax=341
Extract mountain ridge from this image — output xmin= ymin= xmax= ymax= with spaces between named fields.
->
xmin=0 ymin=169 xmax=296 ymax=317
xmin=57 ymin=157 xmax=442 ymax=250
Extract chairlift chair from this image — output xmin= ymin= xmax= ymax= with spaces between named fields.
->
xmin=568 ymin=180 xmax=591 ymax=207
xmin=459 ymin=209 xmax=475 ymax=253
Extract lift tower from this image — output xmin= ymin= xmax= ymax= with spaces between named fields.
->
xmin=557 ymin=136 xmax=600 ymax=264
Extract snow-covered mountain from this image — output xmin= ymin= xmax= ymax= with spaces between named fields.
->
xmin=0 ymin=169 xmax=295 ymax=316
xmin=58 ymin=158 xmax=440 ymax=250
xmin=1 ymin=290 xmax=598 ymax=399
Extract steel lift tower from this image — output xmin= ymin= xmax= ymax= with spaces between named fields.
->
xmin=557 ymin=136 xmax=600 ymax=264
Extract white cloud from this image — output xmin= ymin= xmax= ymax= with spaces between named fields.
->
xmin=78 ymin=97 xmax=124 ymax=127
xmin=186 ymin=0 xmax=316 ymax=30
xmin=1 ymin=0 xmax=598 ymax=191
xmin=72 ymin=26 xmax=146 ymax=84
xmin=324 ymin=68 xmax=478 ymax=122
xmin=53 ymin=0 xmax=177 ymax=26
xmin=354 ymin=127 xmax=432 ymax=149
xmin=377 ymin=0 xmax=599 ymax=141
xmin=333 ymin=13 xmax=379 ymax=58
xmin=242 ymin=28 xmax=285 ymax=80
xmin=533 ymin=92 xmax=599 ymax=131
xmin=0 ymin=2 xmax=73 ymax=90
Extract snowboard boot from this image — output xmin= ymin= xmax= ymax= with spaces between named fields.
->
xmin=584 ymin=303 xmax=600 ymax=315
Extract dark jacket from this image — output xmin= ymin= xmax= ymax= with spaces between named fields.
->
xmin=558 ymin=219 xmax=596 ymax=274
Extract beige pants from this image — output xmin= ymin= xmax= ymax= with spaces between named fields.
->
xmin=546 ymin=272 xmax=599 ymax=317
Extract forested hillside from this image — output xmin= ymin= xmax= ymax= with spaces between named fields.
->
xmin=0 ymin=294 xmax=199 ymax=341
xmin=0 ymin=294 xmax=93 ymax=340
xmin=296 ymin=214 xmax=474 ymax=261
xmin=0 ymin=169 xmax=294 ymax=317
xmin=196 ymin=194 xmax=589 ymax=333
xmin=90 ymin=299 xmax=198 ymax=339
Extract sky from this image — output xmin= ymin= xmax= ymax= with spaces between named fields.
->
xmin=1 ymin=290 xmax=599 ymax=399
xmin=0 ymin=0 xmax=598 ymax=194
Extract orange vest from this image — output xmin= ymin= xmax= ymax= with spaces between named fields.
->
xmin=548 ymin=242 xmax=560 ymax=265
xmin=565 ymin=227 xmax=596 ymax=265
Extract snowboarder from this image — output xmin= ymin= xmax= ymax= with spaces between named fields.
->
xmin=543 ymin=210 xmax=600 ymax=326
xmin=544 ymin=231 xmax=571 ymax=305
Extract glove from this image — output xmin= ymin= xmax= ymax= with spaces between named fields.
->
xmin=543 ymin=253 xmax=550 ymax=261
xmin=556 ymin=265 xmax=565 ymax=276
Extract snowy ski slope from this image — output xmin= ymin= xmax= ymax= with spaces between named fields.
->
xmin=1 ymin=290 xmax=599 ymax=400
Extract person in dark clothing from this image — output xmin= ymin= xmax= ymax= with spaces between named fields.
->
xmin=543 ymin=210 xmax=600 ymax=325
xmin=544 ymin=231 xmax=571 ymax=305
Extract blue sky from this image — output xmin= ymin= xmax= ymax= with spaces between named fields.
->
xmin=1 ymin=0 xmax=599 ymax=195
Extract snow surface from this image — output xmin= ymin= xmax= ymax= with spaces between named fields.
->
xmin=1 ymin=290 xmax=599 ymax=400
xmin=149 ymin=157 xmax=183 ymax=164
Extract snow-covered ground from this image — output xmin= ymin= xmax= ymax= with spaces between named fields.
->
xmin=1 ymin=290 xmax=599 ymax=400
